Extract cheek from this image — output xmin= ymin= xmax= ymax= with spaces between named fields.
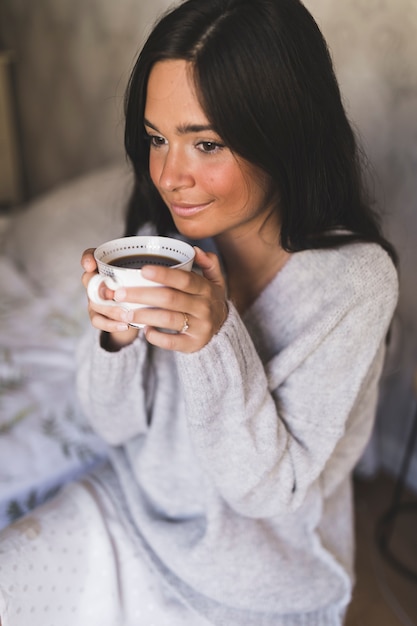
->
xmin=209 ymin=165 xmax=245 ymax=200
xmin=148 ymin=152 xmax=164 ymax=188
xmin=217 ymin=172 xmax=252 ymax=209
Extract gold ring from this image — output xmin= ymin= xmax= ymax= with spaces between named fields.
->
xmin=180 ymin=313 xmax=189 ymax=334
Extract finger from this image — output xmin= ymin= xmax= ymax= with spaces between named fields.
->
xmin=143 ymin=324 xmax=196 ymax=353
xmin=92 ymin=317 xmax=131 ymax=335
xmin=130 ymin=307 xmax=191 ymax=335
xmin=193 ymin=247 xmax=226 ymax=288
xmin=81 ymin=248 xmax=97 ymax=272
xmin=88 ymin=307 xmax=132 ymax=334
xmin=140 ymin=255 xmax=225 ymax=297
xmin=88 ymin=299 xmax=135 ymax=325
xmin=81 ymin=271 xmax=114 ymax=301
xmin=81 ymin=269 xmax=96 ymax=290
xmin=113 ymin=285 xmax=188 ymax=315
xmin=135 ymin=265 xmax=203 ymax=297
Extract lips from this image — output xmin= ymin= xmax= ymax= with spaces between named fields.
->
xmin=169 ymin=201 xmax=212 ymax=218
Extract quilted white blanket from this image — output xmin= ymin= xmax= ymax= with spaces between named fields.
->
xmin=0 ymin=162 xmax=131 ymax=530
xmin=0 ymin=255 xmax=108 ymax=529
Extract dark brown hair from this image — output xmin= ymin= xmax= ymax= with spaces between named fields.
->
xmin=124 ymin=0 xmax=396 ymax=263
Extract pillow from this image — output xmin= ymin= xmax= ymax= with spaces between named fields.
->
xmin=4 ymin=162 xmax=133 ymax=297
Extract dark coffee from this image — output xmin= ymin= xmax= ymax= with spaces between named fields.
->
xmin=109 ymin=254 xmax=179 ymax=269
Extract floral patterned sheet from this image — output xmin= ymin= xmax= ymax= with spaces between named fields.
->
xmin=0 ymin=256 xmax=109 ymax=530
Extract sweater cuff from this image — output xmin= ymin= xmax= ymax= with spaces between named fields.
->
xmin=77 ymin=327 xmax=147 ymax=392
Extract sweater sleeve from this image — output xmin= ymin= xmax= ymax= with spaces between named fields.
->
xmin=76 ymin=329 xmax=152 ymax=445
xmin=176 ymin=246 xmax=398 ymax=519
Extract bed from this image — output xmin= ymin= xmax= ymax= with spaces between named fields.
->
xmin=0 ymin=162 xmax=133 ymax=530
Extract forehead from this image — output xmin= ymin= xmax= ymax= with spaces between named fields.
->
xmin=145 ymin=60 xmax=207 ymax=121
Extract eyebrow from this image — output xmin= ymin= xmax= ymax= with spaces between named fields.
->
xmin=144 ymin=118 xmax=215 ymax=135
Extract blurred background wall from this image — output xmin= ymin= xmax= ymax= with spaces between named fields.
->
xmin=0 ymin=0 xmax=416 ymax=487
xmin=303 ymin=0 xmax=417 ymax=486
xmin=0 ymin=0 xmax=171 ymax=198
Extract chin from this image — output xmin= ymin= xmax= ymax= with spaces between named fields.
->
xmin=173 ymin=220 xmax=217 ymax=242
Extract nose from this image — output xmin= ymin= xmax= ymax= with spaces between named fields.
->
xmin=157 ymin=147 xmax=194 ymax=192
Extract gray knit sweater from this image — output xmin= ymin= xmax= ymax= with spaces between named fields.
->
xmin=77 ymin=242 xmax=398 ymax=625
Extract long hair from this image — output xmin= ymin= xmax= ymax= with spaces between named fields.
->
xmin=124 ymin=0 xmax=396 ymax=262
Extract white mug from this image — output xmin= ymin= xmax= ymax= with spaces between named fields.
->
xmin=87 ymin=235 xmax=195 ymax=328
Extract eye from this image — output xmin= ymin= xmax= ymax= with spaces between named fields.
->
xmin=196 ymin=141 xmax=225 ymax=154
xmin=145 ymin=133 xmax=167 ymax=148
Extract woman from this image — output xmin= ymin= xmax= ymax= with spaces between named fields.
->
xmin=0 ymin=0 xmax=398 ymax=624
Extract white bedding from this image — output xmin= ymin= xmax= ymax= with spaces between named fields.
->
xmin=0 ymin=256 xmax=109 ymax=529
xmin=0 ymin=163 xmax=132 ymax=530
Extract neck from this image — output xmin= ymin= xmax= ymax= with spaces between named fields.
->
xmin=215 ymin=226 xmax=290 ymax=314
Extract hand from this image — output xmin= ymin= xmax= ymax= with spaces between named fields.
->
xmin=80 ymin=248 xmax=139 ymax=349
xmin=112 ymin=246 xmax=228 ymax=353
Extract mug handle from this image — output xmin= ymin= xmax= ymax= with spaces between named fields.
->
xmin=87 ymin=274 xmax=120 ymax=306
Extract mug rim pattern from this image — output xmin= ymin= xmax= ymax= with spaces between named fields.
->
xmin=94 ymin=236 xmax=195 ymax=270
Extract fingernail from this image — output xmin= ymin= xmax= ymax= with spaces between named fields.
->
xmin=116 ymin=323 xmax=129 ymax=331
xmin=114 ymin=288 xmax=127 ymax=301
xmin=121 ymin=309 xmax=134 ymax=323
xmin=141 ymin=265 xmax=157 ymax=279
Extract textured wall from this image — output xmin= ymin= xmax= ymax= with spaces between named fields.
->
xmin=306 ymin=0 xmax=417 ymax=330
xmin=0 ymin=0 xmax=172 ymax=198
xmin=0 ymin=0 xmax=416 ymax=484
xmin=304 ymin=0 xmax=417 ymax=485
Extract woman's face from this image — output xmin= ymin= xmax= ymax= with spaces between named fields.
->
xmin=144 ymin=60 xmax=276 ymax=242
